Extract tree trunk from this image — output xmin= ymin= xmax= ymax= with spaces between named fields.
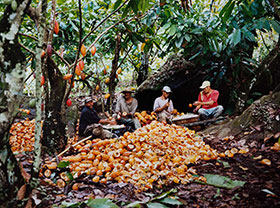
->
xmin=136 ymin=53 xmax=149 ymax=86
xmin=0 ymin=0 xmax=32 ymax=206
xmin=108 ymin=33 xmax=121 ymax=113
xmin=42 ymin=58 xmax=67 ymax=154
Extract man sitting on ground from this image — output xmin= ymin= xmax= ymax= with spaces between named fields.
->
xmin=115 ymin=87 xmax=141 ymax=130
xmin=153 ymin=86 xmax=174 ymax=123
xmin=79 ymin=97 xmax=116 ymax=138
xmin=193 ymin=81 xmax=223 ymax=120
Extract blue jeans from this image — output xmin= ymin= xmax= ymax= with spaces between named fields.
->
xmin=198 ymin=105 xmax=223 ymax=119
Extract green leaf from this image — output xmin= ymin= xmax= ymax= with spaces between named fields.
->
xmin=138 ymin=0 xmax=151 ymax=13
xmin=147 ymin=202 xmax=168 ymax=208
xmin=175 ymin=36 xmax=184 ymax=48
xmin=270 ymin=19 xmax=280 ymax=34
xmin=219 ymin=0 xmax=232 ymax=18
xmin=159 ymin=197 xmax=182 ymax=205
xmin=152 ymin=189 xmax=177 ymax=200
xmin=162 ymin=22 xmax=171 ymax=31
xmin=57 ymin=161 xmax=70 ymax=168
xmin=60 ymin=201 xmax=83 ymax=208
xmin=240 ymin=3 xmax=251 ymax=17
xmin=87 ymin=198 xmax=119 ymax=208
xmin=203 ymin=174 xmax=246 ymax=189
xmin=125 ymin=201 xmax=143 ymax=208
xmin=184 ymin=34 xmax=191 ymax=42
xmin=222 ymin=1 xmax=235 ymax=23
xmin=168 ymin=25 xmax=177 ymax=36
xmin=129 ymin=0 xmax=139 ymax=14
xmin=189 ymin=51 xmax=201 ymax=61
xmin=133 ymin=33 xmax=145 ymax=42
xmin=229 ymin=29 xmax=241 ymax=46
xmin=66 ymin=171 xmax=74 ymax=181
xmin=113 ymin=0 xmax=122 ymax=10
xmin=153 ymin=40 xmax=162 ymax=50
xmin=222 ymin=161 xmax=230 ymax=168
xmin=242 ymin=29 xmax=256 ymax=42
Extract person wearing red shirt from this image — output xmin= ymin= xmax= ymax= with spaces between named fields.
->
xmin=193 ymin=81 xmax=223 ymax=120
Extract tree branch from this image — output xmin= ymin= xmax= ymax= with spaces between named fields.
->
xmin=19 ymin=42 xmax=35 ymax=55
xmin=18 ymin=32 xmax=38 ymax=41
xmin=260 ymin=31 xmax=270 ymax=51
xmin=268 ymin=0 xmax=280 ymax=20
xmin=26 ymin=5 xmax=39 ymax=27
xmin=81 ymin=0 xmax=129 ymax=43
xmin=63 ymin=0 xmax=83 ymax=103
xmin=117 ymin=44 xmax=133 ymax=68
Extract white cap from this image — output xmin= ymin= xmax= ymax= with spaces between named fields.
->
xmin=200 ymin=81 xmax=211 ymax=89
xmin=162 ymin=86 xmax=172 ymax=93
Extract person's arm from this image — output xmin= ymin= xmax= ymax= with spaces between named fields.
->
xmin=154 ymin=98 xmax=169 ymax=113
xmin=99 ymin=119 xmax=116 ymax=125
xmin=168 ymin=100 xmax=174 ymax=113
xmin=115 ymin=97 xmax=121 ymax=114
xmin=193 ymin=93 xmax=202 ymax=112
xmin=130 ymin=98 xmax=138 ymax=115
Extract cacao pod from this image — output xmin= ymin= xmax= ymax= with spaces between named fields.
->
xmin=54 ymin=20 xmax=59 ymax=34
xmin=63 ymin=74 xmax=73 ymax=80
xmin=75 ymin=65 xmax=81 ymax=76
xmin=91 ymin=46 xmax=96 ymax=56
xmin=80 ymin=44 xmax=86 ymax=56
xmin=47 ymin=45 xmax=52 ymax=57
xmin=66 ymin=99 xmax=72 ymax=107
xmin=79 ymin=60 xmax=84 ymax=70
xmin=41 ymin=76 xmax=45 ymax=86
xmin=81 ymin=72 xmax=86 ymax=80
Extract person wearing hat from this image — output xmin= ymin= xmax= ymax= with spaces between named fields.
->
xmin=79 ymin=97 xmax=116 ymax=137
xmin=115 ymin=87 xmax=141 ymax=129
xmin=193 ymin=81 xmax=223 ymax=120
xmin=153 ymin=86 xmax=174 ymax=123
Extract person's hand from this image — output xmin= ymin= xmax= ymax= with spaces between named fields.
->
xmin=109 ymin=120 xmax=117 ymax=125
xmin=193 ymin=107 xmax=199 ymax=113
xmin=164 ymin=102 xmax=170 ymax=109
xmin=193 ymin=101 xmax=201 ymax=106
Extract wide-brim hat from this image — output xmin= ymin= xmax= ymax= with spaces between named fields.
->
xmin=200 ymin=81 xmax=211 ymax=89
xmin=121 ymin=87 xmax=135 ymax=93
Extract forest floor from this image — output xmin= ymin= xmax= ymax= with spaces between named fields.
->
xmin=16 ymin=120 xmax=280 ymax=208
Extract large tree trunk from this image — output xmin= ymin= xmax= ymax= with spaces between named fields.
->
xmin=42 ymin=58 xmax=67 ymax=154
xmin=108 ymin=33 xmax=121 ymax=113
xmin=136 ymin=53 xmax=149 ymax=86
xmin=0 ymin=0 xmax=32 ymax=206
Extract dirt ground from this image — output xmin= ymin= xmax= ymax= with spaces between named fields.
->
xmin=17 ymin=122 xmax=280 ymax=208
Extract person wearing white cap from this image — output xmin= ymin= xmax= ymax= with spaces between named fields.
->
xmin=193 ymin=81 xmax=223 ymax=120
xmin=153 ymin=86 xmax=174 ymax=123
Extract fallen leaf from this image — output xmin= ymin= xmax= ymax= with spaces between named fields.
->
xmin=253 ymin=155 xmax=262 ymax=160
xmin=25 ymin=196 xmax=33 ymax=208
xmin=200 ymin=174 xmax=246 ymax=189
xmin=17 ymin=184 xmax=26 ymax=200
xmin=239 ymin=165 xmax=248 ymax=171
